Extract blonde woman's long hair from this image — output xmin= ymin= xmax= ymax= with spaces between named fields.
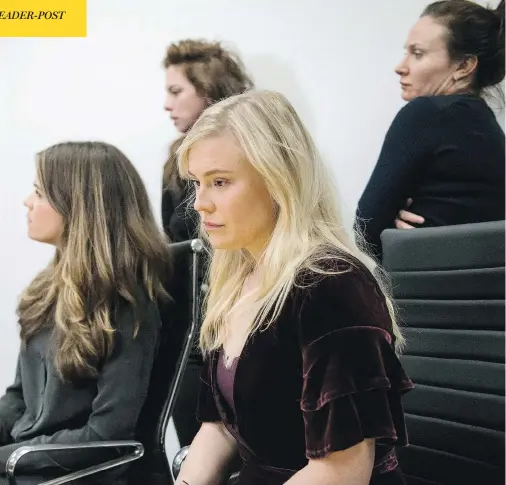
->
xmin=18 ymin=141 xmax=170 ymax=381
xmin=177 ymin=90 xmax=404 ymax=355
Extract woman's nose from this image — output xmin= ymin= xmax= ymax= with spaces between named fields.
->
xmin=193 ymin=187 xmax=214 ymax=213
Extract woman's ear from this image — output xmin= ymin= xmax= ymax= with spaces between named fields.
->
xmin=453 ymin=55 xmax=478 ymax=82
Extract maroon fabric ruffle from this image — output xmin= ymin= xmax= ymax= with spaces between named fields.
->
xmin=301 ymin=325 xmax=413 ymax=458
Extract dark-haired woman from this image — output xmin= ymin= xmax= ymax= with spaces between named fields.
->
xmin=356 ymin=0 xmax=505 ymax=260
xmin=160 ymin=39 xmax=254 ymax=448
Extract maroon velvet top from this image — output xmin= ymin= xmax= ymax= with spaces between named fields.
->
xmin=199 ymin=260 xmax=414 ymax=485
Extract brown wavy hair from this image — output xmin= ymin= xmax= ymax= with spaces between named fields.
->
xmin=17 ymin=141 xmax=170 ymax=381
xmin=162 ymin=39 xmax=254 ymax=192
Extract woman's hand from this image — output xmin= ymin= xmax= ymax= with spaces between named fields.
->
xmin=175 ymin=422 xmax=238 ymax=485
xmin=395 ymin=198 xmax=424 ymax=229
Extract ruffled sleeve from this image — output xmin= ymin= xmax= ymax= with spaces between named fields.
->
xmin=196 ymin=355 xmax=221 ymax=423
xmin=297 ymin=264 xmax=414 ymax=459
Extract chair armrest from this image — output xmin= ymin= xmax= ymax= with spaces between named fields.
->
xmin=171 ymin=445 xmax=189 ymax=479
xmin=171 ymin=446 xmax=240 ymax=484
xmin=5 ymin=440 xmax=143 ymax=485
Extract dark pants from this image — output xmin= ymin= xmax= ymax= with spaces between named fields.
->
xmin=0 ymin=464 xmax=127 ymax=485
xmin=0 ymin=473 xmax=126 ymax=485
xmin=172 ymin=359 xmax=203 ymax=447
xmin=0 ymin=477 xmax=49 ymax=485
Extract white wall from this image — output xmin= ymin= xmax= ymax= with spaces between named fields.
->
xmin=0 ymin=0 xmax=502 ymax=464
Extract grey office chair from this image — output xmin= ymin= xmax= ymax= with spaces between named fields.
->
xmin=381 ymin=221 xmax=505 ymax=485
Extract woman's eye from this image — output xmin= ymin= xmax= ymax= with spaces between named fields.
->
xmin=214 ymin=179 xmax=228 ymax=188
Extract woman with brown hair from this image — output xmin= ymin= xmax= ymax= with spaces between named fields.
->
xmin=0 ymin=141 xmax=170 ymax=484
xmin=161 ymin=39 xmax=254 ymax=449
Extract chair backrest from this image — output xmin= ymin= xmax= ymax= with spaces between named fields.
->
xmin=128 ymin=239 xmax=204 ymax=485
xmin=381 ymin=221 xmax=505 ymax=485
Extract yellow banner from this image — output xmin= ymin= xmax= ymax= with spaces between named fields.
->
xmin=0 ymin=0 xmax=86 ymax=37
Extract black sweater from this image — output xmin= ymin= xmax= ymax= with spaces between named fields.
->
xmin=356 ymin=94 xmax=505 ymax=259
xmin=162 ymin=182 xmax=197 ymax=243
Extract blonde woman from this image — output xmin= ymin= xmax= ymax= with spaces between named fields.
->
xmin=0 ymin=142 xmax=169 ymax=484
xmin=174 ymin=91 xmax=414 ymax=485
